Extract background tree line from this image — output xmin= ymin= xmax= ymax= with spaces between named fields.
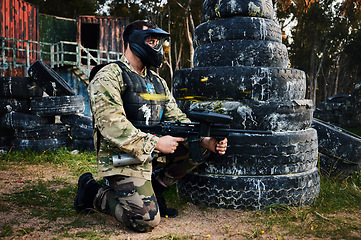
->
xmin=26 ymin=0 xmax=361 ymax=106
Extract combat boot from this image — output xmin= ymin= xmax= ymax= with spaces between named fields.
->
xmin=74 ymin=172 xmax=101 ymax=213
xmin=152 ymin=177 xmax=178 ymax=218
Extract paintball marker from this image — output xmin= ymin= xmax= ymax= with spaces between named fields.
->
xmin=135 ymin=109 xmax=272 ymax=163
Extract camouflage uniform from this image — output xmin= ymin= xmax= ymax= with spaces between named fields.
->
xmin=88 ymin=55 xmax=204 ymax=232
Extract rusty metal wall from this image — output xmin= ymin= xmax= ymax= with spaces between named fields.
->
xmin=1 ymin=0 xmax=39 ymax=40
xmin=77 ymin=15 xmax=129 ymax=54
xmin=1 ymin=0 xmax=39 ymax=71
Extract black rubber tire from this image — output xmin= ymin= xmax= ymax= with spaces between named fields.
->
xmin=71 ymin=139 xmax=95 ymax=151
xmin=70 ymin=126 xmax=93 ymax=139
xmin=0 ymin=127 xmax=14 ymax=137
xmin=200 ymin=128 xmax=318 ymax=175
xmin=173 ymin=66 xmax=306 ymax=101
xmin=0 ymin=112 xmax=54 ymax=129
xmin=12 ymin=137 xmax=70 ymax=152
xmin=13 ymin=124 xmax=69 ymax=139
xmin=319 ymin=153 xmax=361 ymax=177
xmin=60 ymin=114 xmax=93 ymax=128
xmin=30 ymin=95 xmax=85 ymax=116
xmin=0 ymin=77 xmax=43 ymax=98
xmin=318 ymin=101 xmax=353 ymax=114
xmin=188 ymin=100 xmax=314 ymax=131
xmin=202 ymin=0 xmax=274 ymax=22
xmin=194 ymin=40 xmax=288 ymax=68
xmin=0 ymin=136 xmax=13 ymax=147
xmin=314 ymin=108 xmax=357 ymax=128
xmin=312 ymin=118 xmax=361 ymax=165
xmin=177 ymin=167 xmax=320 ymax=210
xmin=194 ymin=16 xmax=282 ymax=48
xmin=0 ymin=98 xmax=30 ymax=113
xmin=28 ymin=61 xmax=75 ymax=96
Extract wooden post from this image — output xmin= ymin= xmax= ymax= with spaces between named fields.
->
xmin=77 ymin=43 xmax=81 ymax=68
xmin=26 ymin=42 xmax=30 ymax=72
xmin=50 ymin=44 xmax=55 ymax=68
xmin=87 ymin=50 xmax=91 ymax=75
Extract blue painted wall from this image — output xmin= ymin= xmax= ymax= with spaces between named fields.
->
xmin=56 ymin=67 xmax=92 ymax=116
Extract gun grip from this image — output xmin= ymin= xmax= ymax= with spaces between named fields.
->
xmin=188 ymin=136 xmax=204 ymax=163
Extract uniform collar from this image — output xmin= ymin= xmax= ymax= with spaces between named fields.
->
xmin=121 ymin=54 xmax=148 ymax=77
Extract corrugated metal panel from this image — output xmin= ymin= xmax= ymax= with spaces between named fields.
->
xmin=39 ymin=14 xmax=77 ymax=62
xmin=1 ymin=0 xmax=39 ymax=60
xmin=77 ymin=16 xmax=129 ymax=55
xmin=39 ymin=14 xmax=76 ymax=43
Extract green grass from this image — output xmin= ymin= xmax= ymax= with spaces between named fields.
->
xmin=3 ymin=179 xmax=76 ymax=220
xmin=0 ymin=147 xmax=97 ymax=175
xmin=0 ymin=148 xmax=360 ymax=239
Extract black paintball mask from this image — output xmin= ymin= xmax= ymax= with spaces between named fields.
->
xmin=127 ymin=28 xmax=171 ymax=68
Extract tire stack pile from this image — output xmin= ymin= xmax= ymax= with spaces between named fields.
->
xmin=314 ymin=82 xmax=361 ymax=129
xmin=0 ymin=61 xmax=93 ymax=152
xmin=173 ymin=0 xmax=320 ymax=209
xmin=312 ymin=118 xmax=361 ymax=177
xmin=314 ymin=94 xmax=356 ymax=128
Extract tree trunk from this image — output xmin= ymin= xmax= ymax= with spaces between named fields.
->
xmin=166 ymin=4 xmax=173 ymax=80
xmin=185 ymin=1 xmax=194 ymax=68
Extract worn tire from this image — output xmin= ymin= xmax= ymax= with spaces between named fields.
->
xmin=194 ymin=16 xmax=281 ymax=48
xmin=30 ymin=95 xmax=85 ymax=116
xmin=69 ymin=126 xmax=93 ymax=139
xmin=0 ymin=136 xmax=13 ymax=146
xmin=312 ymin=118 xmax=361 ymax=165
xmin=177 ymin=167 xmax=320 ymax=210
xmin=12 ymin=137 xmax=70 ymax=152
xmin=194 ymin=40 xmax=288 ymax=68
xmin=202 ymin=0 xmax=274 ymax=22
xmin=60 ymin=114 xmax=92 ymax=128
xmin=0 ymin=127 xmax=14 ymax=137
xmin=188 ymin=100 xmax=314 ymax=131
xmin=173 ymin=66 xmax=306 ymax=101
xmin=14 ymin=124 xmax=69 ymax=139
xmin=0 ymin=98 xmax=30 ymax=113
xmin=319 ymin=153 xmax=361 ymax=177
xmin=28 ymin=61 xmax=75 ymax=96
xmin=200 ymin=128 xmax=318 ymax=175
xmin=0 ymin=77 xmax=43 ymax=98
xmin=0 ymin=112 xmax=54 ymax=129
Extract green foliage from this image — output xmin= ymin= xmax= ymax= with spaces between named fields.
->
xmin=0 ymin=147 xmax=97 ymax=175
xmin=276 ymin=0 xmax=361 ymax=104
xmin=2 ymin=180 xmax=77 ymax=221
xmin=162 ymin=184 xmax=188 ymax=211
xmin=315 ymin=172 xmax=361 ymax=213
xmin=0 ymin=224 xmax=13 ymax=238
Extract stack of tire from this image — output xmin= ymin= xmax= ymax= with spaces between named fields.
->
xmin=60 ymin=113 xmax=94 ymax=151
xmin=0 ymin=61 xmax=94 ymax=152
xmin=314 ymin=94 xmax=355 ymax=128
xmin=173 ymin=0 xmax=320 ymax=209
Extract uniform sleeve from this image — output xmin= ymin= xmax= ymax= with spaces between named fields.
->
xmin=89 ymin=63 xmax=159 ymax=163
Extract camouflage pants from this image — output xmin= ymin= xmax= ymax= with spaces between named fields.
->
xmin=94 ymin=175 xmax=159 ymax=232
xmin=94 ymin=143 xmax=208 ymax=232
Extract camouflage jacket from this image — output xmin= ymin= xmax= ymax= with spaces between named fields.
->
xmin=88 ymin=55 xmax=189 ymax=180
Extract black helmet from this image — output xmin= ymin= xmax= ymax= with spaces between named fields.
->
xmin=127 ymin=28 xmax=171 ymax=68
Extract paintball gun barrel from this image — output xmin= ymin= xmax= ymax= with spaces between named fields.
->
xmin=135 ymin=110 xmax=272 ymax=162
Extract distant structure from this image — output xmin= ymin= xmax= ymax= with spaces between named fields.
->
xmin=1 ymin=0 xmax=129 ymax=114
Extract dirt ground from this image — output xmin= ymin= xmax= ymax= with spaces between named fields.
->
xmin=0 ymin=163 xmax=360 ymax=240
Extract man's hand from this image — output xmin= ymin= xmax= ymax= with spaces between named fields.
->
xmin=200 ymin=137 xmax=228 ymax=155
xmin=155 ymin=135 xmax=185 ymax=154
